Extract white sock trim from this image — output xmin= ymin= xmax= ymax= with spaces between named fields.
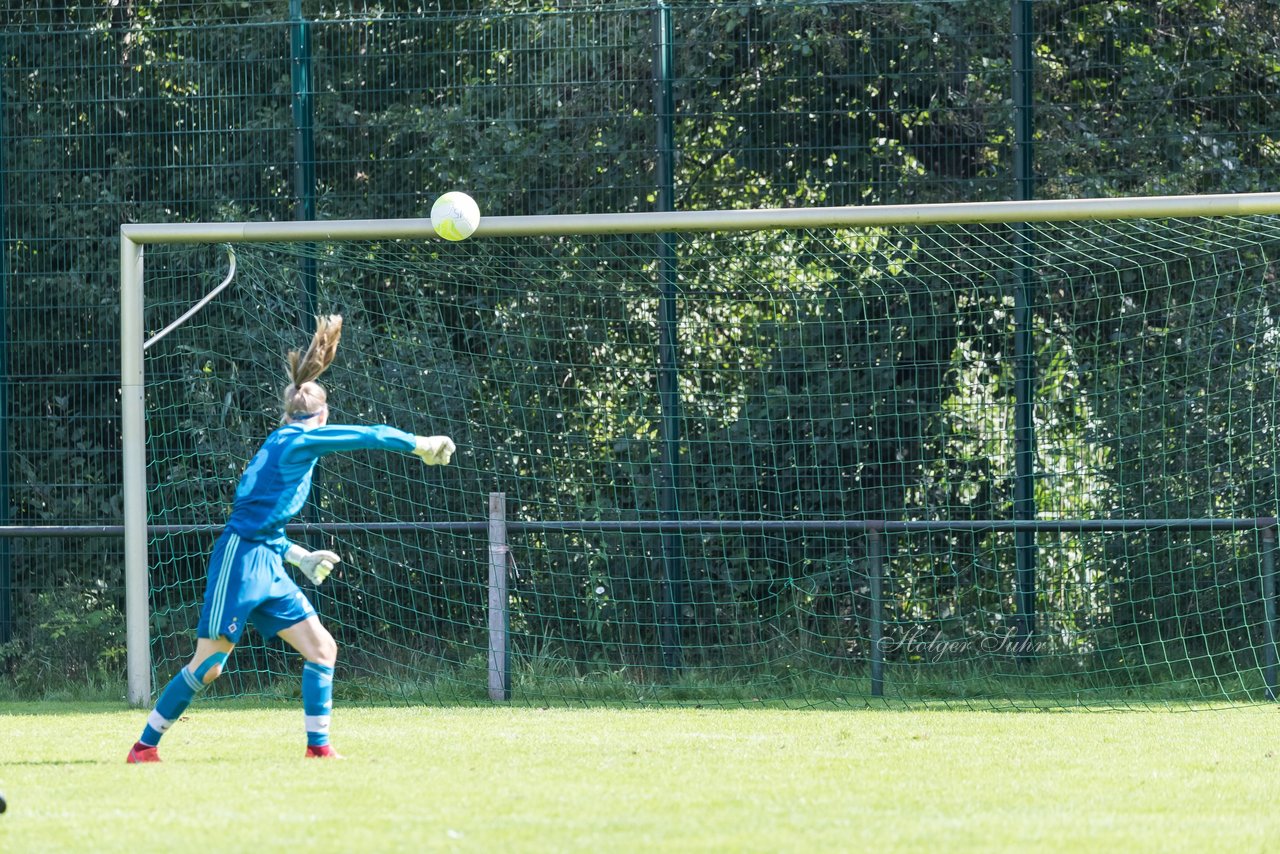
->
xmin=304 ymin=714 xmax=331 ymax=734
xmin=146 ymin=710 xmax=174 ymax=734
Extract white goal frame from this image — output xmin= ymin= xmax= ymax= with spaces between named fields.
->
xmin=120 ymin=191 xmax=1280 ymax=705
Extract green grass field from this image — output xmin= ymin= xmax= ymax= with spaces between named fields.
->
xmin=1 ymin=701 xmax=1278 ymax=852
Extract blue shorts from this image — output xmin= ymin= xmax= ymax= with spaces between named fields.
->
xmin=196 ymin=531 xmax=316 ymax=642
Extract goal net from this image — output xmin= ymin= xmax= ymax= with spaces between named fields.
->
xmin=124 ymin=196 xmax=1280 ymax=709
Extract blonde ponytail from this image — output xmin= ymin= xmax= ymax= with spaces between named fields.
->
xmin=282 ymin=314 xmax=343 ymax=423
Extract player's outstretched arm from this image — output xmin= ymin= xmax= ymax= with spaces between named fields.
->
xmin=285 ymin=424 xmax=455 ymax=466
xmin=412 ymin=435 xmax=456 ymax=465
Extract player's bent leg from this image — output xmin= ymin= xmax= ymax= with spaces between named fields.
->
xmin=277 ymin=616 xmax=343 ymax=758
xmin=128 ymin=636 xmax=235 ymax=763
xmin=189 ymin=637 xmax=234 ymax=684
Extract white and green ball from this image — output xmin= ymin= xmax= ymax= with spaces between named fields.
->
xmin=430 ymin=191 xmax=481 ymax=241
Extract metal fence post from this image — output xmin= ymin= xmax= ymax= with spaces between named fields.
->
xmin=1012 ymin=0 xmax=1039 ymax=654
xmin=290 ymin=0 xmax=318 ymax=320
xmin=0 ymin=35 xmax=10 ymax=646
xmin=289 ymin=0 xmax=323 ymax=542
xmin=488 ymin=492 xmax=511 ymax=701
xmin=869 ymin=526 xmax=885 ymax=698
xmin=654 ymin=0 xmax=687 ymax=672
xmin=1263 ymin=521 xmax=1277 ymax=700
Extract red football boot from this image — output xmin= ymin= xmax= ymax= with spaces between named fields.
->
xmin=304 ymin=744 xmax=344 ymax=759
xmin=126 ymin=743 xmax=161 ymax=764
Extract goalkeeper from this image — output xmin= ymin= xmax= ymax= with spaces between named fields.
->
xmin=127 ymin=314 xmax=455 ymax=763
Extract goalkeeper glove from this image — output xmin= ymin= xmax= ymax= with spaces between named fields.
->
xmin=413 ymin=435 xmax=456 ymax=466
xmin=285 ymin=544 xmax=341 ymax=585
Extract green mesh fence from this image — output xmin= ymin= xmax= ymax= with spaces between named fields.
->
xmin=6 ymin=0 xmax=1280 ymax=698
xmin=138 ymin=212 xmax=1280 ymax=708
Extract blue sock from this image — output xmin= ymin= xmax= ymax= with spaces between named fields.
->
xmin=302 ymin=661 xmax=334 ymax=747
xmin=138 ymin=666 xmax=203 ymax=747
xmin=137 ymin=652 xmax=227 ymax=748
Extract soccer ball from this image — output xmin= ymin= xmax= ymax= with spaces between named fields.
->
xmin=430 ymin=191 xmax=481 ymax=241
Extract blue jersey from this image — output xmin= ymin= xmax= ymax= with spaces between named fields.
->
xmin=226 ymin=422 xmax=416 ymax=555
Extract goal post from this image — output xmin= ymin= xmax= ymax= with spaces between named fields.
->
xmin=121 ymin=192 xmax=1280 ymax=708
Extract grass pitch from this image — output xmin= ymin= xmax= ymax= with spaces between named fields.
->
xmin=1 ymin=701 xmax=1278 ymax=852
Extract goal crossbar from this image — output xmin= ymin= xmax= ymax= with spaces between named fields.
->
xmin=121 ymin=191 xmax=1280 ymax=245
